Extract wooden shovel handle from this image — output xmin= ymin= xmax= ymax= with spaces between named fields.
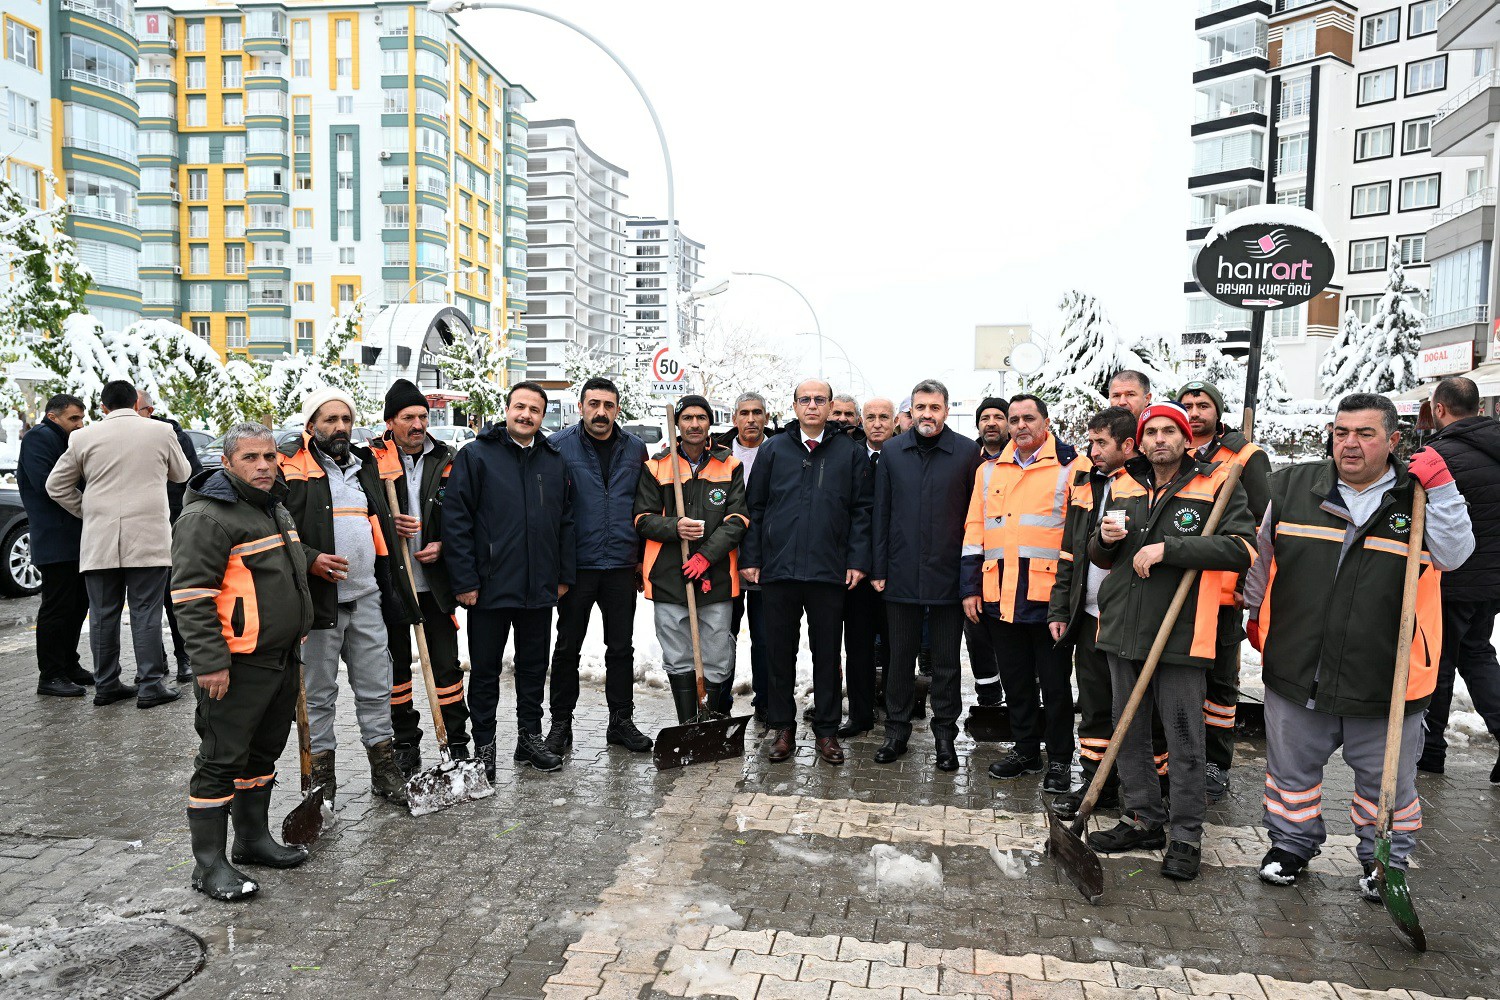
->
xmin=385 ymin=478 xmax=450 ymax=751
xmin=663 ymin=413 xmax=708 ymax=707
xmin=296 ymin=662 xmax=313 ymax=791
xmin=1069 ymin=462 xmax=1245 ymax=835
xmin=1375 ymin=483 xmax=1426 ymax=834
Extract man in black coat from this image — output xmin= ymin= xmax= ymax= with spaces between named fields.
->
xmin=1420 ymin=376 xmax=1500 ymax=781
xmin=839 ymin=396 xmax=896 ymax=738
xmin=870 ymin=380 xmax=980 ymax=771
xmin=444 ymin=382 xmax=576 ymax=779
xmin=138 ymin=389 xmax=205 ymax=683
xmin=17 ymin=394 xmax=92 ymax=697
xmin=742 ymin=378 xmax=872 ymax=766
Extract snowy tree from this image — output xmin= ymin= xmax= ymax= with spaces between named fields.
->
xmin=29 ymin=314 xmax=121 ymax=414
xmin=263 ymin=303 xmax=378 ymax=424
xmin=1319 ymin=262 xmax=1424 ymax=397
xmin=1319 ymin=310 xmax=1367 ymax=400
xmin=676 ymin=317 xmax=798 ymax=416
xmin=433 ymin=330 xmax=514 ymax=425
xmin=563 ymin=342 xmax=651 ymax=419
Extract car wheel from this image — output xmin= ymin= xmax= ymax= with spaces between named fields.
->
xmin=0 ymin=523 xmax=42 ymax=597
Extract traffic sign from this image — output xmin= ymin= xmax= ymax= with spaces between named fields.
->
xmin=648 ymin=344 xmax=688 ymax=397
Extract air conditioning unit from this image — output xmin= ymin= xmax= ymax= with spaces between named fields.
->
xmin=373 ymin=12 xmax=382 ymax=23
xmin=379 ymin=151 xmax=391 ymax=160
xmin=172 ymin=265 xmax=182 ymax=274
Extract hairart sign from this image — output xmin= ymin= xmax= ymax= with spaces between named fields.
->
xmin=1193 ymin=206 xmax=1335 ymax=311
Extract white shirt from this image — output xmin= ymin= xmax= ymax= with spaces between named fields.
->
xmin=799 ymin=428 xmax=824 ymax=449
xmin=867 ymin=445 xmax=880 ymax=460
xmin=732 ymin=436 xmax=760 ymax=483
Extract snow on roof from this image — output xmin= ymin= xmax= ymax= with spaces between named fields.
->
xmin=1203 ymin=205 xmax=1333 ymax=249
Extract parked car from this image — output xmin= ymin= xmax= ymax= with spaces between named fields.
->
xmin=0 ymin=489 xmax=40 ymax=597
xmin=182 ymin=428 xmax=215 ymax=456
xmin=198 ymin=427 xmax=305 ymax=467
xmin=428 ymin=425 xmax=476 ymax=450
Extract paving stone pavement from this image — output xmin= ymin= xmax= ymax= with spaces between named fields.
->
xmin=0 ymin=594 xmax=1497 ymax=1000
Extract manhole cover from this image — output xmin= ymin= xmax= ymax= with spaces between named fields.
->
xmin=0 ymin=920 xmax=205 ymax=1000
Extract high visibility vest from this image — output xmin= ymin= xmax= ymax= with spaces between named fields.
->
xmin=961 ymin=434 xmax=1087 ymax=622
xmin=1204 ymin=436 xmax=1266 ymax=606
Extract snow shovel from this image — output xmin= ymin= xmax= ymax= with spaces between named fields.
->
xmin=384 ymin=481 xmax=494 ymax=816
xmin=652 ymin=411 xmax=750 ymax=771
xmin=1372 ymin=482 xmax=1428 ymax=952
xmin=280 ymin=663 xmax=325 ymax=847
xmin=1048 ymin=463 xmax=1244 ymax=903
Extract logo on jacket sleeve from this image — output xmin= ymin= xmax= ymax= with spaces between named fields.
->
xmin=1172 ymin=507 xmax=1203 ymax=533
xmin=708 ymin=487 xmax=727 ymax=507
xmin=1389 ymin=512 xmax=1411 ymax=535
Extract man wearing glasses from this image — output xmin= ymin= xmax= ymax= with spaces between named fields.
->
xmin=743 ymin=379 xmax=873 ymax=765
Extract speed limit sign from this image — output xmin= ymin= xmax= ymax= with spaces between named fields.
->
xmin=648 ymin=344 xmax=687 ymax=397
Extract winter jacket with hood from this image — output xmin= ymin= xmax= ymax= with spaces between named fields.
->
xmin=169 ymin=468 xmax=314 ymax=674
xmin=552 ymin=421 xmax=648 ymax=571
xmin=442 ymin=423 xmax=576 ymax=610
xmin=1428 ymin=415 xmax=1500 ymax=602
xmin=633 ymin=443 xmax=749 ymax=605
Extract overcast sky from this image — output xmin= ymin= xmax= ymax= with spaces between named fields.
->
xmin=457 ymin=0 xmax=1195 ymax=404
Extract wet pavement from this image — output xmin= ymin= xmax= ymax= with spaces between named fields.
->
xmin=1 ymin=593 xmax=1498 ymax=1000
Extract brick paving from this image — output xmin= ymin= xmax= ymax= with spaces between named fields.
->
xmin=0 ymin=594 xmax=1497 ymax=999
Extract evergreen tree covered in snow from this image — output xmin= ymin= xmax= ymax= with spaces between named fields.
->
xmin=263 ymin=303 xmax=377 ymax=424
xmin=1318 ymin=262 xmax=1424 ymax=397
xmin=1319 ymin=310 xmax=1365 ymax=400
xmin=677 ymin=317 xmax=798 ymax=415
xmin=562 ymin=342 xmax=651 ymax=420
xmin=434 ymin=331 xmax=513 ymax=425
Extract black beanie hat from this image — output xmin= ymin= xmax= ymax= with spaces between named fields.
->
xmin=384 ymin=378 xmax=428 ymax=421
xmin=674 ymin=394 xmax=713 ymax=423
xmin=976 ymin=396 xmax=1009 ymax=422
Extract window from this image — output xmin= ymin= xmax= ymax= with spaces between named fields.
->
xmin=225 ymin=170 xmax=245 ymax=200
xmin=226 ymin=318 xmax=246 ymax=349
xmin=292 ymin=19 xmax=309 ymax=41
xmin=294 ymin=208 xmax=312 ymax=229
xmin=1268 ymin=303 xmax=1303 ymax=342
xmin=6 ymin=92 xmax=38 ymax=137
xmin=335 ymin=133 xmax=352 ymax=152
xmin=294 ymin=134 xmax=309 ymax=154
xmin=294 ymin=96 xmax=311 ymax=115
xmin=337 ymin=282 xmax=356 ymax=303
xmin=294 ymin=58 xmax=310 ymax=77
xmin=186 ymin=22 xmax=206 ymax=51
xmin=1355 ymin=123 xmax=1395 ymax=161
xmin=1346 ymin=295 xmax=1381 ymax=326
xmin=190 ymin=244 xmax=209 ymax=274
xmin=1400 ymin=174 xmax=1440 ymax=210
xmin=1409 ymin=1 xmax=1439 ymax=37
xmin=226 ymin=244 xmax=246 ymax=274
xmin=1430 ymin=242 xmax=1490 ymax=328
xmin=1279 ymin=76 xmax=1310 ymax=120
xmin=224 ymin=284 xmax=247 ymax=311
xmin=1283 ymin=19 xmax=1315 ymax=62
xmin=1406 ymin=57 xmax=1446 ymax=96
xmin=337 ymin=171 xmax=353 ymax=190
xmin=223 ymin=135 xmax=246 ymax=163
xmin=337 ymin=96 xmax=353 ymax=114
xmin=1399 ymin=234 xmax=1426 ymax=265
xmin=335 ymin=58 xmax=351 ymax=79
xmin=1352 ymin=181 xmax=1391 ymax=217
xmin=6 ymin=18 xmax=40 ymax=71
xmin=222 ymin=19 xmax=242 ymax=50
xmin=1361 ymin=9 xmax=1399 ymax=48
xmin=189 ymin=284 xmax=212 ymax=311
xmin=1477 ymin=48 xmax=1494 ymax=78
xmin=1277 ymin=133 xmax=1308 ymax=175
xmin=191 ymin=318 xmax=211 ymax=342
xmin=187 ymin=135 xmax=209 ymax=162
xmin=1402 ymin=118 xmax=1432 ymax=154
xmin=224 ymin=207 xmax=245 ymax=237
xmin=338 ymin=247 xmax=355 ymax=265
xmin=1468 ymin=167 xmax=1487 ymax=196
xmin=222 ymin=57 xmax=242 ymax=87
xmin=188 ymin=170 xmax=208 ymax=199
xmin=186 ymin=58 xmax=206 ymax=88
xmin=187 ymin=97 xmax=207 ymax=127
xmin=336 ymin=209 xmax=354 ymax=228
xmin=295 ymin=282 xmax=313 ymax=302
xmin=1358 ymin=67 xmax=1398 ymax=105
xmin=296 ymin=247 xmax=313 ymax=265
xmin=223 ymin=95 xmax=244 ymax=126
xmin=65 ymin=37 xmax=135 ymax=93
xmin=1351 ymin=238 xmax=1388 ymax=272
xmin=296 ymin=320 xmax=313 ymax=343
xmin=295 ymin=172 xmax=312 ymax=190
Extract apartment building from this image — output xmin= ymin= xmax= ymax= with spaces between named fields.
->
xmin=623 ymin=218 xmax=704 ymax=377
xmin=522 ymin=118 xmax=628 ymax=383
xmin=129 ymin=1 xmax=532 ymax=375
xmin=1188 ymin=0 xmax=1483 ymax=399
xmin=3 ymin=0 xmax=144 ymax=332
xmin=1427 ymin=0 xmax=1500 ymax=400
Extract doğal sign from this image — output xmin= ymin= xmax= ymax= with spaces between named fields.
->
xmin=1193 ymin=206 xmax=1335 ymax=311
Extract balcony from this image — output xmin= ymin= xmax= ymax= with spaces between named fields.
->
xmin=1429 ymin=304 xmax=1489 ymax=332
xmin=62 ymin=68 xmax=135 ymax=98
xmin=71 ymin=204 xmax=138 ymax=227
xmin=64 ymin=137 xmax=136 ymax=165
xmin=1194 ymin=101 xmax=1264 ymax=124
xmin=1197 ymin=0 xmax=1268 ymax=13
xmin=1277 ymin=96 xmax=1310 ymax=121
xmin=1430 ymin=187 xmax=1497 ymax=260
xmin=1195 ymin=46 xmax=1266 ymax=71
xmin=1432 ymin=186 xmax=1496 ymax=226
xmin=1274 ymin=0 xmax=1317 ymax=11
xmin=246 ymin=67 xmax=287 ymax=81
xmin=1437 ymin=0 xmax=1500 ymax=52
xmin=1432 ymin=69 xmax=1500 ymax=156
xmin=60 ymin=0 xmax=130 ymax=32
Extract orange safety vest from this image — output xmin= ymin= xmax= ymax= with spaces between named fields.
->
xmin=961 ymin=433 xmax=1088 ymax=622
xmin=1203 ymin=437 xmax=1265 ymax=606
xmin=280 ymin=434 xmax=392 ymax=557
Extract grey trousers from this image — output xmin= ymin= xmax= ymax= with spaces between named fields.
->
xmin=1263 ymin=686 xmax=1423 ymax=869
xmin=1107 ymin=654 xmax=1207 ymax=845
xmin=84 ymin=566 xmax=171 ymax=697
xmin=655 ymin=601 xmax=733 ymax=684
xmin=303 ymin=595 xmax=395 ymax=752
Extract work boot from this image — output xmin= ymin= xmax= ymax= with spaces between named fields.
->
xmin=1358 ymin=861 xmax=1385 ymax=903
xmin=1086 ymin=818 xmax=1167 ymax=853
xmin=1258 ymin=846 xmax=1310 ymax=886
xmin=1160 ymin=841 xmax=1201 ymax=881
xmin=1043 ymin=761 xmax=1071 ymax=795
xmin=187 ymin=806 xmax=259 ymax=902
xmin=476 ymin=743 xmax=496 ymax=782
xmin=393 ymin=742 xmax=422 ymax=780
xmin=176 ymin=662 xmax=194 ymax=685
xmin=37 ymin=678 xmax=87 ymax=697
xmin=976 ymin=684 xmax=1003 ymax=708
xmin=606 ymin=711 xmax=653 ymax=752
xmin=514 ymin=730 xmax=563 ymax=772
xmin=668 ymin=673 xmax=699 ymax=724
xmin=543 ymin=720 xmax=573 ymax=757
xmin=702 ymin=682 xmax=727 ymax=719
xmin=1415 ymin=750 xmax=1444 ymax=774
xmin=366 ymin=739 xmax=410 ymax=805
xmin=230 ymin=780 xmax=309 ymax=869
xmin=309 ymin=749 xmax=337 ymax=808
xmin=1205 ymin=763 xmax=1229 ymax=803
xmin=988 ymin=748 xmax=1042 ymax=780
xmin=448 ymin=743 xmax=471 ymax=761
xmin=1052 ymin=781 xmax=1120 ymax=820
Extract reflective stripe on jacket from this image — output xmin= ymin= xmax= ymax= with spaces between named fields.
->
xmin=1201 ymin=428 xmax=1271 ymax=607
xmin=633 ymin=445 xmax=749 ymax=605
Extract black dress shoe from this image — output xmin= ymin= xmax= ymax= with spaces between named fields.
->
xmin=67 ymin=669 xmax=95 ymax=686
xmin=836 ymin=719 xmax=873 ymax=739
xmin=873 ymin=739 xmax=907 ymax=764
xmin=934 ymin=737 xmax=959 ymax=772
xmin=94 ymin=684 xmax=138 ymax=706
xmin=38 ymin=678 xmax=86 ymax=698
xmin=138 ymin=688 xmax=182 ymax=709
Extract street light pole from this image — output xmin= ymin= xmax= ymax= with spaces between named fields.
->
xmin=427 ymin=1 xmax=679 ymax=355
xmin=731 ymin=271 xmax=823 ymax=376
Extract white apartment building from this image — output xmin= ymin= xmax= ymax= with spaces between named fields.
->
xmin=623 ymin=218 xmax=704 ymax=377
xmin=1188 ymin=0 xmax=1484 ymax=399
xmin=523 ymin=118 xmax=628 ymax=383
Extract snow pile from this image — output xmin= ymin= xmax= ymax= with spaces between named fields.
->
xmin=1202 ymin=204 xmax=1334 ymax=248
xmin=870 ymin=844 xmax=943 ymax=894
xmin=673 ymin=957 xmax=750 ymax=997
xmin=988 ymin=846 xmax=1027 ymax=880
xmin=770 ymin=839 xmax=836 ymax=867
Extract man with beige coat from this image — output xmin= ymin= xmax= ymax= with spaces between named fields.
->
xmin=47 ymin=380 xmax=192 ymax=708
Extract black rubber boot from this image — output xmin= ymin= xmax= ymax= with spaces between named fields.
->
xmin=309 ymin=749 xmax=337 ymax=808
xmin=188 ymin=806 xmax=259 ymax=902
xmin=702 ymin=682 xmax=726 ymax=720
xmin=230 ymin=780 xmax=309 ymax=869
xmin=606 ymin=711 xmax=654 ymax=752
xmin=366 ymin=739 xmax=410 ymax=805
xmin=667 ymin=673 xmax=698 ymax=724
xmin=393 ymin=742 xmax=422 ymax=780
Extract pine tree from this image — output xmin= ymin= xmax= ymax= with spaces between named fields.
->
xmin=563 ymin=342 xmax=651 ymax=420
xmin=1355 ymin=260 xmax=1424 ymax=394
xmin=1319 ymin=309 xmax=1365 ymax=399
xmin=434 ymin=330 xmax=512 ymax=425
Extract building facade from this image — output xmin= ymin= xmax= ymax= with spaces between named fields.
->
xmin=523 ymin=118 xmax=628 ymax=383
xmin=3 ymin=0 xmax=145 ymax=332
xmin=1188 ymin=0 xmax=1483 ymax=399
xmin=623 ymin=218 xmax=704 ymax=378
xmin=127 ymin=1 xmax=530 ymax=375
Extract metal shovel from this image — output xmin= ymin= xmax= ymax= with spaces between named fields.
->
xmin=280 ymin=664 xmax=326 ymax=846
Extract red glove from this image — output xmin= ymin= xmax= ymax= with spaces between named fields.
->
xmin=682 ymin=553 xmax=711 ymax=580
xmin=1247 ymin=619 xmax=1263 ymax=653
xmin=1407 ymin=447 xmax=1454 ymax=490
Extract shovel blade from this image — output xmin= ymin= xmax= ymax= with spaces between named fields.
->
xmin=406 ymin=757 xmax=495 ymax=818
xmin=652 ymin=714 xmax=751 ymax=771
xmin=1047 ymin=810 xmax=1104 ymax=904
xmin=281 ymin=786 xmax=326 ymax=847
xmin=963 ymin=705 xmax=1013 ymax=743
xmin=1375 ymin=838 xmax=1427 ymax=952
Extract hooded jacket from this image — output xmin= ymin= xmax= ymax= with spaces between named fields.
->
xmin=633 ymin=443 xmax=749 ymax=605
xmin=1428 ymin=415 xmax=1500 ymax=602
xmin=169 ymin=469 xmax=314 ymax=674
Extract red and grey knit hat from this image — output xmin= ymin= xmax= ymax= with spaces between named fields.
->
xmin=1136 ymin=401 xmax=1193 ymax=442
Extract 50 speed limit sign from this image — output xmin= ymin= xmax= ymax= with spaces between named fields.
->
xmin=649 ymin=345 xmax=687 ymax=397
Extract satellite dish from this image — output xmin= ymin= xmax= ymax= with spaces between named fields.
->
xmin=1008 ymin=341 xmax=1045 ymax=376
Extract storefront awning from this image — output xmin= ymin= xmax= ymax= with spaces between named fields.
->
xmin=1461 ymin=360 xmax=1500 ymax=397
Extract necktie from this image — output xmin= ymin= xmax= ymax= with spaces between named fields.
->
xmin=806 ymin=439 xmax=818 ymax=452
xmin=870 ymin=452 xmax=879 ymax=471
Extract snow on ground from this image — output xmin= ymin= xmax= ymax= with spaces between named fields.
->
xmin=869 ymin=844 xmax=943 ymax=895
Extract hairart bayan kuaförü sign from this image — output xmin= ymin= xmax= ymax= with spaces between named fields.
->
xmin=1193 ymin=205 xmax=1335 ymax=312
